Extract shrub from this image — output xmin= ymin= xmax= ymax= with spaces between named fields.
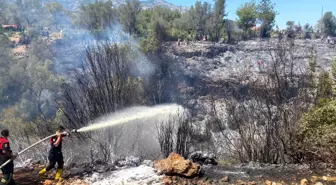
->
xmin=299 ymin=100 xmax=336 ymax=166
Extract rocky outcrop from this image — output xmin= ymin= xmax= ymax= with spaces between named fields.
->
xmin=114 ymin=156 xmax=141 ymax=167
xmin=166 ymin=39 xmax=336 ymax=84
xmin=165 ymin=39 xmax=336 ymax=132
xmin=189 ymin=151 xmax=218 ymax=166
xmin=154 ymin=152 xmax=201 ymax=177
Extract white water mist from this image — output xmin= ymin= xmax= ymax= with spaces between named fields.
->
xmin=77 ymin=104 xmax=184 ymax=133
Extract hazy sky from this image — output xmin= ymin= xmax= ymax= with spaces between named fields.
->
xmin=166 ymin=0 xmax=335 ymax=29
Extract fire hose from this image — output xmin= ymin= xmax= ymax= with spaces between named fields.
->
xmin=0 ymin=129 xmax=78 ymax=169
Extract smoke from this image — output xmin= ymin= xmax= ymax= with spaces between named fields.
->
xmin=77 ymin=104 xmax=185 ymax=132
xmin=106 ymin=23 xmax=155 ymax=78
xmin=53 ymin=19 xmax=154 ymax=81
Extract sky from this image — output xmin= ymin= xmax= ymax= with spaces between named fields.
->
xmin=166 ymin=0 xmax=336 ymax=29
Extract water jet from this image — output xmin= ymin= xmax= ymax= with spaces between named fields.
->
xmin=0 ymin=104 xmax=183 ymax=169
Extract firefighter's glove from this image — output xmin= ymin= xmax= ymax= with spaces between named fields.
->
xmin=60 ymin=131 xmax=70 ymax=137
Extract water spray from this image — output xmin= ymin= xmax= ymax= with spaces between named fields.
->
xmin=0 ymin=104 xmax=182 ymax=169
xmin=75 ymin=104 xmax=182 ymax=133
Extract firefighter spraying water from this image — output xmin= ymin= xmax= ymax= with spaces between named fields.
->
xmin=39 ymin=126 xmax=69 ymax=181
xmin=0 ymin=104 xmax=182 ymax=181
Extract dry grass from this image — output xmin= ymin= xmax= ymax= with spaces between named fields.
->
xmin=8 ymin=32 xmax=22 ymax=44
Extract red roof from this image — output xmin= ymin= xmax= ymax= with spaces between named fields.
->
xmin=1 ymin=24 xmax=18 ymax=29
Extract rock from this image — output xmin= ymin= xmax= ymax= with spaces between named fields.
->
xmin=163 ymin=177 xmax=173 ymax=185
xmin=92 ymin=165 xmax=114 ymax=173
xmin=114 ymin=156 xmax=141 ymax=167
xmin=142 ymin=160 xmax=153 ymax=167
xmin=265 ymin=180 xmax=272 ymax=185
xmin=188 ymin=151 xmax=218 ymax=166
xmin=68 ymin=167 xmax=86 ymax=176
xmin=72 ymin=179 xmax=89 ymax=185
xmin=247 ymin=161 xmax=262 ymax=169
xmin=311 ymin=176 xmax=319 ymax=183
xmin=154 ymin=152 xmax=201 ymax=177
xmin=300 ymin=178 xmax=308 ymax=185
xmin=86 ymin=172 xmax=100 ymax=182
xmin=43 ymin=180 xmax=54 ymax=185
xmin=324 ymin=176 xmax=336 ymax=181
xmin=315 ymin=183 xmax=323 ymax=185
xmin=236 ymin=180 xmax=247 ymax=185
xmin=221 ymin=176 xmax=229 ymax=182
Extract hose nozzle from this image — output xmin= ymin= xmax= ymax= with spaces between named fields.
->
xmin=71 ymin=129 xmax=78 ymax=133
xmin=61 ymin=130 xmax=71 ymax=137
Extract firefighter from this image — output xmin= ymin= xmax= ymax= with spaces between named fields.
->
xmin=0 ymin=129 xmax=17 ymax=185
xmin=39 ymin=126 xmax=69 ymax=181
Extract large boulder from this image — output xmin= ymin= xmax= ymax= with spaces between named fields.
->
xmin=154 ymin=152 xmax=201 ymax=177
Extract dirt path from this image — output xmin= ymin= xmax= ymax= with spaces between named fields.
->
xmin=6 ymin=167 xmax=87 ymax=185
xmin=11 ymin=168 xmax=42 ymax=185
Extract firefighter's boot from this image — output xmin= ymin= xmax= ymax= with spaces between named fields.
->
xmin=55 ymin=169 xmax=63 ymax=181
xmin=0 ymin=173 xmax=13 ymax=185
xmin=38 ymin=168 xmax=47 ymax=179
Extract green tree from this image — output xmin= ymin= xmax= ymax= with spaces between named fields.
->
xmin=119 ymin=0 xmax=141 ymax=35
xmin=74 ymin=0 xmax=115 ymax=38
xmin=299 ymin=100 xmax=336 ymax=164
xmin=0 ymin=47 xmax=62 ymax=120
xmin=303 ymin=23 xmax=313 ymax=39
xmin=0 ymin=0 xmax=8 ymax=24
xmin=188 ymin=1 xmax=212 ymax=39
xmin=286 ymin=21 xmax=295 ymax=38
xmin=298 ymin=59 xmax=336 ymax=165
xmin=0 ymin=107 xmax=37 ymax=142
xmin=0 ymin=34 xmax=19 ymax=104
xmin=137 ymin=9 xmax=153 ymax=37
xmin=224 ymin=19 xmax=235 ymax=43
xmin=315 ymin=72 xmax=333 ymax=106
xmin=172 ymin=13 xmax=193 ymax=40
xmin=29 ymin=38 xmax=54 ymax=62
xmin=15 ymin=0 xmax=43 ymax=26
xmin=138 ymin=6 xmax=181 ymax=52
xmin=141 ymin=17 xmax=168 ymax=53
xmin=257 ymin=0 xmax=277 ymax=38
xmin=212 ymin=0 xmax=226 ymax=41
xmin=45 ymin=2 xmax=64 ymax=30
xmin=14 ymin=56 xmax=63 ymax=120
xmin=236 ymin=1 xmax=257 ymax=33
xmin=320 ymin=12 xmax=336 ymax=36
xmin=331 ymin=59 xmax=336 ymax=78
